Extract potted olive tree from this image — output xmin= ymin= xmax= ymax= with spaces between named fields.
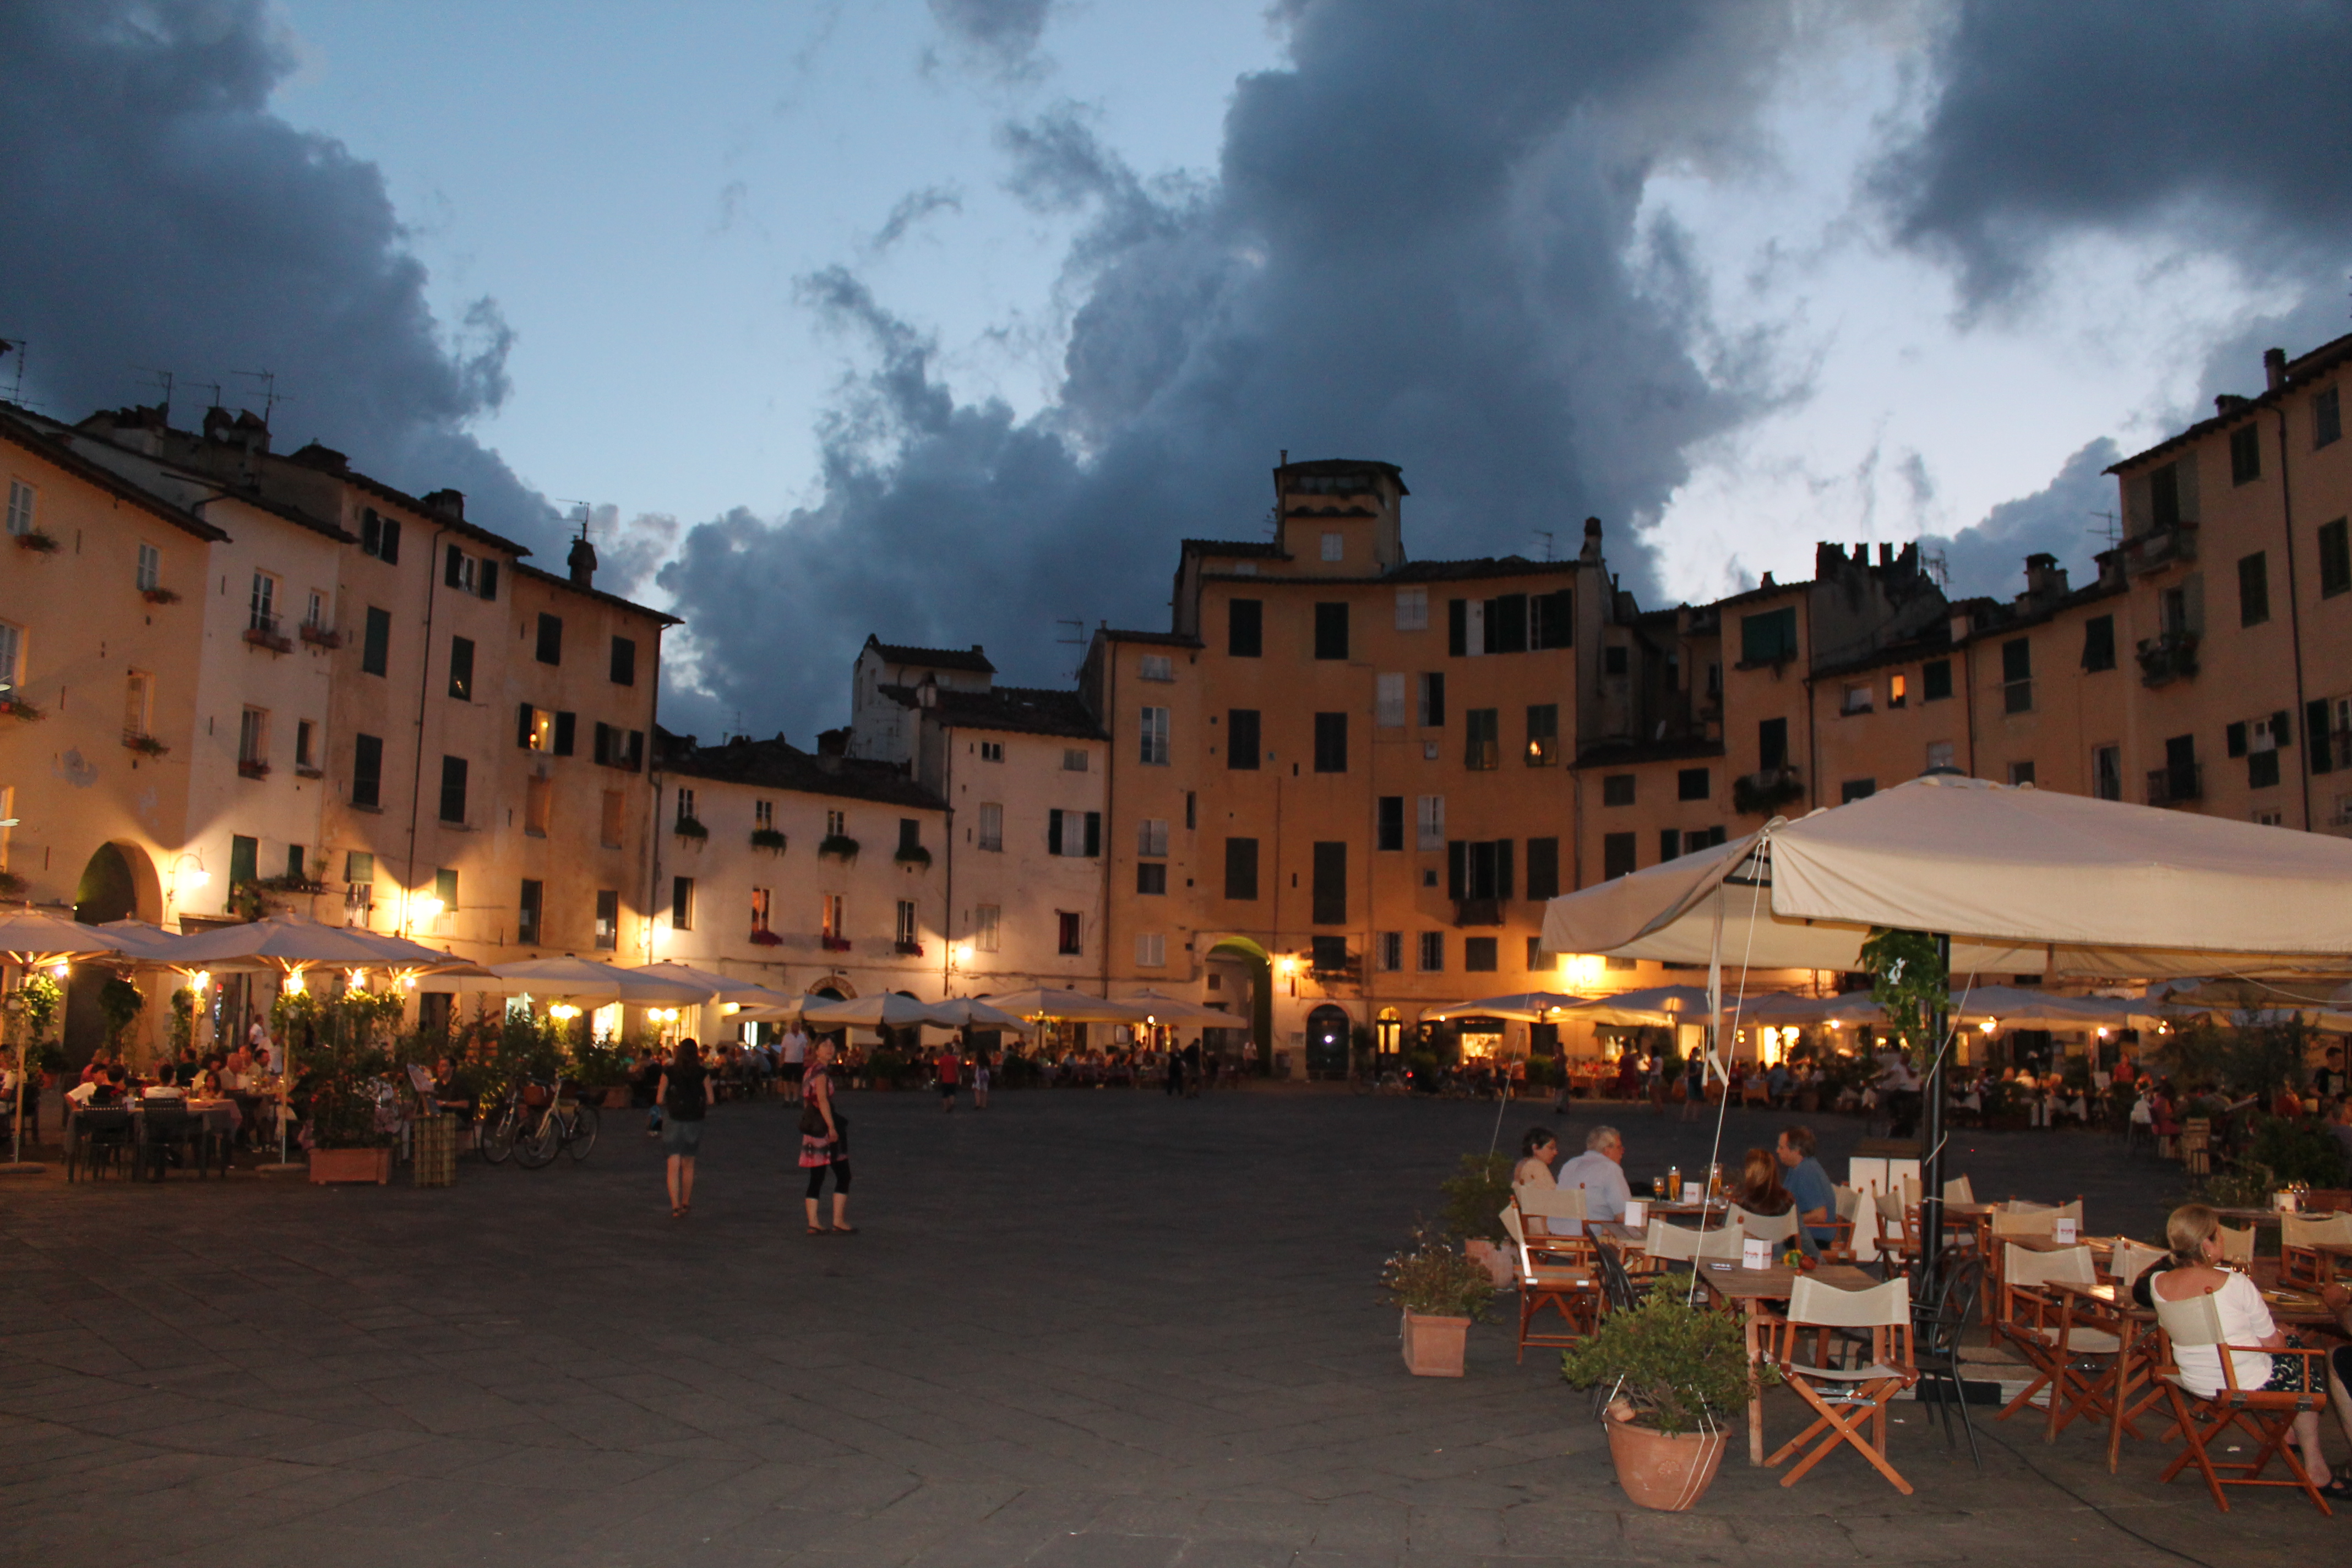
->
xmin=1379 ymin=1226 xmax=1496 ymax=1376
xmin=1559 ymin=1293 xmax=1773 ymax=1510
xmin=1439 ymin=1152 xmax=1517 ymax=1286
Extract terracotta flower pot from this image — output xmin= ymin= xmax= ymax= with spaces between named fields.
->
xmin=1463 ymin=1238 xmax=1513 ymax=1288
xmin=1400 ymin=1310 xmax=1469 ymax=1376
xmin=1604 ymin=1418 xmax=1729 ymax=1511
xmin=308 ymin=1147 xmax=392 ymax=1185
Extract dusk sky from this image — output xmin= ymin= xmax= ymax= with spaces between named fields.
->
xmin=7 ymin=1 xmax=2350 ymax=740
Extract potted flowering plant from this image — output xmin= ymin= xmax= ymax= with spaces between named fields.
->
xmin=1379 ymin=1226 xmax=1496 ymax=1376
xmin=1559 ymin=1293 xmax=1774 ymax=1510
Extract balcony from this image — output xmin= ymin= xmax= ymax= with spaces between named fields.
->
xmin=2121 ymin=522 xmax=2197 ymax=578
xmin=1452 ymin=897 xmax=1502 ymax=928
xmin=298 ymin=621 xmax=342 ymax=649
xmin=1732 ymin=766 xmax=1805 ymax=816
xmin=243 ymin=614 xmax=292 ymax=654
xmin=894 ymin=940 xmax=924 ymax=956
xmin=2147 ymin=764 xmax=2202 ymax=808
xmin=820 ymin=935 xmax=852 ymax=953
xmin=2136 ymin=630 xmax=2200 ymax=688
xmin=236 ymin=759 xmax=271 ymax=780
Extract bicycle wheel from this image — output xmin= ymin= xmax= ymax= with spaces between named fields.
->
xmin=480 ymin=1107 xmax=519 ymax=1165
xmin=514 ymin=1109 xmax=560 ymax=1169
xmin=563 ymin=1104 xmax=599 ymax=1162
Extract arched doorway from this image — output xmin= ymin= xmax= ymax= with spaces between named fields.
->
xmin=1304 ymin=1003 xmax=1351 ymax=1080
xmin=1205 ymin=937 xmax=1272 ymax=1073
xmin=68 ymin=843 xmax=144 ymax=1069
xmin=1374 ymin=1006 xmax=1403 ymax=1058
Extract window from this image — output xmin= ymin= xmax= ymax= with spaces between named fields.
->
xmin=1185 ymin=791 xmax=1196 ymax=830
xmin=504 ymin=879 xmax=538 ymax=945
xmin=438 ymin=756 xmax=468 ymax=824
xmin=1758 ymin=716 xmax=1789 ymax=770
xmin=249 ymin=571 xmax=278 ymax=634
xmin=610 ymin=636 xmax=636 ymax=687
xmin=826 ymin=810 xmax=846 ymax=837
xmin=1926 ymin=739 xmax=1957 ymax=772
xmin=979 ymin=741 xmax=1004 ymax=763
xmin=2317 ymin=386 xmax=2343 ymax=449
xmin=601 ymin=790 xmax=625 ymax=847
xmin=1463 ymin=708 xmax=1499 ymax=770
xmin=974 ymin=904 xmax=1001 ymax=952
xmin=2230 ymin=422 xmax=2262 ymax=485
xmin=1137 ymin=863 xmax=1167 ymax=895
xmin=123 ymin=671 xmax=151 ymax=739
xmin=2239 ymin=551 xmax=2271 ymax=627
xmin=2321 ymin=519 xmax=2351 ymax=597
xmin=0 ymin=621 xmax=19 ymax=694
xmin=1842 ymin=778 xmax=1877 ymax=803
xmin=519 ymin=705 xmax=551 ymax=751
xmin=1376 ymin=796 xmax=1404 ymax=852
xmin=2251 ymin=748 xmax=2282 ymax=790
xmin=1447 ymin=839 xmax=1514 ymax=901
xmin=286 ymin=845 xmax=310 ymax=885
xmin=1140 ymin=706 xmax=1170 ymax=765
xmin=228 ymin=835 xmax=258 ymax=898
xmin=978 ymin=802 xmax=1004 ymax=852
xmin=1137 ymin=817 xmax=1169 ymax=857
xmin=1139 ymin=654 xmax=1173 ymax=681
xmin=360 ymin=508 xmax=401 ymax=562
xmin=1418 ymin=932 xmax=1445 ymax=972
xmin=434 ymin=868 xmax=459 ymax=914
xmin=2001 ymin=638 xmax=2033 ymax=714
xmin=1136 ymin=932 xmax=1167 ymax=966
xmin=535 ymin=613 xmax=562 ymax=665
xmin=1378 ymin=932 xmax=1403 ymax=972
xmin=1224 ymin=837 xmax=1259 ymax=900
xmin=749 ymin=887 xmax=770 ymax=935
xmin=592 ymin=722 xmax=641 ymax=770
xmin=237 ymin=707 xmax=269 ymax=774
xmin=1602 ymin=774 xmax=1635 ymax=807
xmin=1311 ymin=842 xmax=1346 ymax=924
xmin=594 ymin=890 xmax=619 ymax=950
xmin=1449 ymin=597 xmax=1472 ymax=656
xmin=304 ymin=591 xmax=325 ymax=631
xmin=1525 ymin=704 xmax=1558 ymax=766
xmin=1047 ymin=809 xmax=1101 ymax=857
xmin=1660 ymin=828 xmax=1683 ymax=861
xmin=897 ymin=818 xmax=922 ymax=856
xmin=821 ymin=894 xmax=846 ymax=944
xmin=1483 ymin=594 xmax=1528 ymax=654
xmin=1603 ymin=832 xmax=1636 ymax=879
xmin=294 ymin=718 xmax=314 ymax=770
xmin=671 ymin=876 xmax=694 ymax=930
xmin=1395 ymin=586 xmax=1428 ymax=631
xmin=1603 ymin=645 xmax=1628 ymax=675
xmin=442 ymin=545 xmax=497 ymax=599
xmin=1457 ymin=936 xmax=1495 ymax=972
xmin=1417 ymin=672 xmax=1445 ymax=727
xmin=136 ymin=543 xmax=161 ymax=592
xmin=1057 ymin=912 xmax=1082 ymax=956
xmin=1314 ymin=602 xmax=1349 ymax=660
xmin=1841 ymin=682 xmax=1872 ymax=715
xmin=896 ymin=900 xmax=918 ymax=948
xmin=676 ymin=787 xmax=698 ymax=827
xmin=1228 ymin=598 xmax=1262 ymax=657
xmin=1375 ymin=672 xmax=1406 ymax=727
xmin=1531 ymin=589 xmax=1573 ymax=650
xmin=1060 ymin=747 xmax=1088 ymax=773
xmin=1320 ymin=531 xmax=1344 ymax=562
xmin=1227 ymin=708 xmax=1260 ymax=769
xmin=2092 ymin=745 xmax=2121 ymax=801
xmin=525 ymin=775 xmax=551 ymax=836
xmin=2081 ymin=615 xmax=2116 ymax=672
xmin=1740 ymin=606 xmax=1798 ymax=665
xmin=1526 ymin=837 xmax=1560 ymax=901
xmin=1889 ymin=672 xmax=1908 ymax=709
xmin=755 ymin=799 xmax=774 ymax=831
xmin=352 ymin=734 xmax=383 ymax=808
xmin=1527 ymin=937 xmax=1554 ymax=971
xmin=1923 ymin=659 xmax=1953 ymax=701
xmin=361 ymin=606 xmax=390 ymax=677
xmin=448 ymin=635 xmax=474 ymax=701
xmin=1314 ymin=712 xmax=1347 ymax=772
xmin=1416 ymin=795 xmax=1445 ymax=851
xmin=1676 ymin=767 xmax=1708 ymax=802
xmin=6 ymin=479 xmax=35 ymax=535
xmin=2150 ymin=460 xmax=2185 ymax=530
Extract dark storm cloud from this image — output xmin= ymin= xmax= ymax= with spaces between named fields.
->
xmin=660 ymin=1 xmax=1798 ymax=741
xmin=1918 ymin=437 xmax=2119 ymax=601
xmin=0 ymin=0 xmax=562 ymax=553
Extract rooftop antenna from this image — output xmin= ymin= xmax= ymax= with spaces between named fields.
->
xmin=0 ymin=339 xmax=24 ymax=405
xmin=229 ymin=368 xmax=287 ymax=423
xmin=132 ymin=367 xmax=176 ymax=422
xmin=1532 ymin=529 xmax=1556 ymax=562
xmin=2087 ymin=509 xmax=2120 ymax=547
xmin=1056 ymin=617 xmax=1087 ymax=678
xmin=559 ymin=499 xmax=594 ymax=539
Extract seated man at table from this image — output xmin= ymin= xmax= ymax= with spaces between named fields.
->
xmin=1776 ymin=1125 xmax=1838 ymax=1248
xmin=1555 ymin=1125 xmax=1631 ymax=1223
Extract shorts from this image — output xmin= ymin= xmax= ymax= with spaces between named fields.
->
xmin=783 ymin=1062 xmax=804 ymax=1082
xmin=661 ymin=1118 xmax=705 ymax=1155
xmin=940 ymin=1081 xmax=958 ymax=1098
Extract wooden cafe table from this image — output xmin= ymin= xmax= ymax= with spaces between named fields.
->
xmin=1694 ymin=1259 xmax=1879 ymax=1464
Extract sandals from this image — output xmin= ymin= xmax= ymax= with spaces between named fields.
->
xmin=2317 ymin=1476 xmax=2352 ymax=1500
xmin=671 ymin=1206 xmax=685 ymax=1219
xmin=831 ymin=1224 xmax=857 ymax=1235
xmin=805 ymin=1225 xmax=826 ymax=1235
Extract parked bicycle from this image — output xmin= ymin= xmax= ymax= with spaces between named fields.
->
xmin=478 ymin=1079 xmax=598 ymax=1168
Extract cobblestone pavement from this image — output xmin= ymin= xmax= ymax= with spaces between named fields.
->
xmin=0 ymin=1089 xmax=2339 ymax=1567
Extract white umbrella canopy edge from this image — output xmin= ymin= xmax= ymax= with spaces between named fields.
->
xmin=1114 ymin=989 xmax=1242 ymax=1028
xmin=0 ymin=909 xmax=142 ymax=964
xmin=1420 ymin=991 xmax=1593 ymax=1023
xmin=799 ymin=992 xmax=952 ymax=1030
xmin=480 ymin=955 xmax=718 ymax=1006
xmin=977 ymin=988 xmax=1159 ymax=1025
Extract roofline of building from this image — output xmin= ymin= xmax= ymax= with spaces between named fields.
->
xmin=2107 ymin=328 xmax=2352 ymax=474
xmin=0 ymin=405 xmax=232 ymax=543
xmin=510 ymin=560 xmax=683 ymax=626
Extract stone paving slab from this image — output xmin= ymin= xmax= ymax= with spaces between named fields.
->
xmin=0 ymin=1091 xmax=2340 ymax=1566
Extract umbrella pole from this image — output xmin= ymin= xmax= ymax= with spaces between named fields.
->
xmin=259 ymin=971 xmax=304 ymax=1173
xmin=1917 ymin=933 xmax=1951 ymax=1304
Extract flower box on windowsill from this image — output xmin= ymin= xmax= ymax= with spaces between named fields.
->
xmin=1 ymin=697 xmax=45 ymax=722
xmin=893 ymin=845 xmax=933 ymax=868
xmin=140 ymin=586 xmax=182 ymax=605
xmin=13 ymin=529 xmax=59 ymax=554
xmin=748 ymin=929 xmax=783 ymax=946
xmin=237 ymin=760 xmax=271 ymax=780
xmin=298 ymin=623 xmax=342 ymax=648
xmin=894 ymin=940 xmax=924 ymax=956
xmin=123 ymin=733 xmax=170 ymax=758
xmin=820 ymin=935 xmax=852 ymax=953
xmin=673 ymin=817 xmax=709 ymax=841
xmin=295 ymin=765 xmax=324 ymax=779
xmin=750 ymin=828 xmax=787 ymax=853
xmin=818 ymin=834 xmax=860 ymax=861
xmin=243 ymin=626 xmax=294 ymax=654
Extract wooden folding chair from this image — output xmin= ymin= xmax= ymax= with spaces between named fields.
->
xmin=1767 ymin=1275 xmax=1919 ymax=1494
xmin=2148 ymin=1289 xmax=2333 ymax=1515
xmin=1731 ymin=1204 xmax=1800 ymax=1249
xmin=1820 ymin=1186 xmax=1860 ymax=1263
xmin=2109 ymin=1239 xmax=2166 ymax=1291
xmin=1994 ymin=1243 xmax=2124 ymax=1441
xmin=1501 ymin=1206 xmax=1598 ymax=1360
xmin=2280 ymin=1211 xmax=2352 ymax=1288
xmin=1942 ymin=1174 xmax=1976 ymax=1204
xmin=1514 ymin=1184 xmax=1591 ymax=1264
xmin=1872 ymin=1192 xmax=1921 ymax=1276
xmin=1645 ymin=1217 xmax=1745 ymax=1267
xmin=2217 ymin=1224 xmax=2255 ymax=1267
xmin=2180 ymin=1117 xmax=2212 ymax=1176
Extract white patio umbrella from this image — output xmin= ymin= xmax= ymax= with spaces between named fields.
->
xmin=0 ymin=911 xmax=139 ymax=1170
xmin=799 ymin=992 xmax=951 ymax=1031
xmin=1946 ymin=984 xmax=2138 ymax=1030
xmin=1419 ymin=990 xmax=1591 ymax=1023
xmin=628 ymin=961 xmax=799 ymax=1008
xmin=1741 ymin=989 xmax=1887 ymax=1026
xmin=1116 ymin=989 xmax=1243 ymax=1028
xmin=977 ymin=988 xmax=1158 ymax=1024
xmin=925 ymin=996 xmax=1031 ymax=1030
xmin=1564 ymin=986 xmax=1725 ymax=1028
xmin=479 ymin=955 xmax=718 ymax=1006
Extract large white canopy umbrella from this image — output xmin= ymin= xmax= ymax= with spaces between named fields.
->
xmin=978 ymin=988 xmax=1158 ymax=1024
xmin=478 ymin=955 xmax=718 ymax=1006
xmin=1946 ymin=984 xmax=2138 ymax=1030
xmin=1564 ymin=986 xmax=1724 ymax=1028
xmin=1420 ymin=990 xmax=1591 ymax=1023
xmin=0 ymin=911 xmax=139 ymax=1169
xmin=627 ymin=962 xmax=798 ymax=1008
xmin=1741 ymin=989 xmax=1887 ymax=1026
xmin=1116 ymin=989 xmax=1244 ymax=1028
xmin=799 ymin=992 xmax=950 ymax=1031
xmin=925 ymin=996 xmax=1031 ymax=1030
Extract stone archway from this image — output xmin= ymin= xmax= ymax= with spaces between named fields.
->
xmin=1204 ymin=937 xmax=1273 ymax=1072
xmin=67 ymin=843 xmax=145 ymax=1069
xmin=1304 ymin=1003 xmax=1351 ymax=1080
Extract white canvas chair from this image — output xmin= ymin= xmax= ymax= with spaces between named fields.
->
xmin=1645 ymin=1217 xmax=1744 ymax=1265
xmin=1942 ymin=1174 xmax=1975 ymax=1204
xmin=2110 ymin=1239 xmax=2166 ymax=1289
xmin=1501 ymin=1206 xmax=1597 ymax=1360
xmin=1821 ymin=1185 xmax=1861 ymax=1262
xmin=2149 ymin=1286 xmax=2333 ymax=1514
xmin=1515 ymin=1184 xmax=1589 ymax=1251
xmin=1732 ymin=1204 xmax=1800 ymax=1246
xmin=2217 ymin=1224 xmax=2255 ymax=1266
xmin=1995 ymin=1243 xmax=2124 ymax=1441
xmin=2280 ymin=1210 xmax=2352 ymax=1288
xmin=1872 ymin=1191 xmax=1921 ymax=1273
xmin=1767 ymin=1276 xmax=1919 ymax=1494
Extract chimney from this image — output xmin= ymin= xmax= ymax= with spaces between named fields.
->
xmin=567 ymin=534 xmax=598 ymax=588
xmin=2023 ymin=552 xmax=2067 ymax=600
xmin=1580 ymin=515 xmax=1604 ymax=564
xmin=2264 ymin=346 xmax=2286 ymax=390
xmin=1877 ymin=543 xmax=1892 ymax=567
xmin=422 ymin=488 xmax=466 ymax=521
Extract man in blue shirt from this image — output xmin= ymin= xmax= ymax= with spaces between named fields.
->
xmin=1776 ymin=1125 xmax=1838 ymax=1248
xmin=1556 ymin=1125 xmax=1632 ymax=1223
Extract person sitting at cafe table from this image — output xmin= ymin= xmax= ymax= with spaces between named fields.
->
xmin=2152 ymin=1204 xmax=2348 ymax=1499
xmin=1556 ymin=1125 xmax=1630 ymax=1222
xmin=1513 ymin=1128 xmax=1560 ymax=1191
xmin=1776 ymin=1125 xmax=1838 ymax=1246
xmin=1732 ymin=1146 xmax=1795 ymax=1216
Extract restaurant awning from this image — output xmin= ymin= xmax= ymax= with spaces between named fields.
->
xmin=1419 ymin=991 xmax=1591 ymax=1023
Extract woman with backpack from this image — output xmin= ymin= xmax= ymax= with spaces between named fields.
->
xmin=800 ymin=1037 xmax=853 ymax=1234
xmin=658 ymin=1039 xmax=712 ymax=1219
